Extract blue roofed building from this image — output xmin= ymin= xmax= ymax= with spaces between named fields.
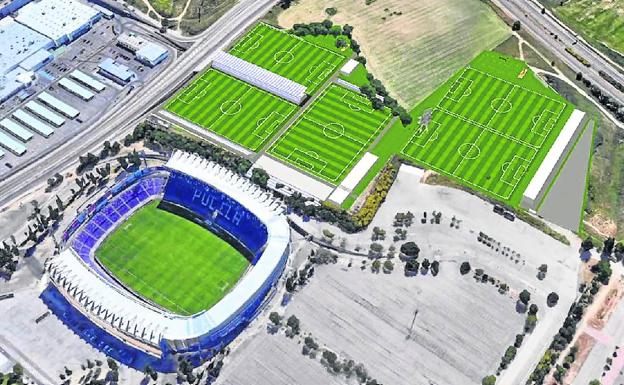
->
xmin=97 ymin=58 xmax=136 ymax=85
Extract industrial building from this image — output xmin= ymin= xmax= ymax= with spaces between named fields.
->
xmin=0 ymin=118 xmax=33 ymax=142
xmin=0 ymin=130 xmax=26 ymax=155
xmin=0 ymin=0 xmax=31 ymax=19
xmin=25 ymin=100 xmax=65 ymax=126
xmin=212 ymin=51 xmax=307 ymax=104
xmin=117 ymin=32 xmax=168 ymax=67
xmin=13 ymin=109 xmax=54 ymax=137
xmin=97 ymin=58 xmax=137 ymax=85
xmin=37 ymin=92 xmax=79 ymax=118
xmin=70 ymin=70 xmax=106 ymax=92
xmin=58 ymin=78 xmax=94 ymax=101
xmin=0 ymin=17 xmax=53 ymax=102
xmin=15 ymin=0 xmax=101 ymax=46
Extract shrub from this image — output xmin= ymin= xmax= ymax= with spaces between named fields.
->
xmin=400 ymin=241 xmax=420 ymax=257
xmin=460 ymin=262 xmax=471 ymax=275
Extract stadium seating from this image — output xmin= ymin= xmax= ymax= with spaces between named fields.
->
xmin=162 ymin=170 xmax=268 ymax=260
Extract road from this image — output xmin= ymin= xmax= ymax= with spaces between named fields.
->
xmin=0 ymin=0 xmax=278 ymax=209
xmin=492 ymin=0 xmax=624 ymax=106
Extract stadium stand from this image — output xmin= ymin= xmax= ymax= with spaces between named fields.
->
xmin=212 ymin=51 xmax=307 ymax=104
xmin=45 ymin=151 xmax=290 ymax=371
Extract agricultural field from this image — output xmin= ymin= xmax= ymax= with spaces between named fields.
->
xmin=165 ymin=69 xmax=297 ymax=151
xmin=399 ymin=52 xmax=574 ymax=206
xmin=269 ymin=84 xmax=391 ymax=184
xmin=277 ymin=0 xmax=510 ymax=106
xmin=96 ymin=201 xmax=249 ymax=316
xmin=229 ymin=23 xmax=348 ymax=95
xmin=539 ymin=0 xmax=624 ymax=60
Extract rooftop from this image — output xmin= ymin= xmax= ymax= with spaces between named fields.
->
xmin=98 ymin=57 xmax=135 ymax=82
xmin=15 ymin=0 xmax=99 ymax=43
xmin=136 ymin=42 xmax=168 ymax=64
xmin=0 ymin=17 xmax=52 ymax=74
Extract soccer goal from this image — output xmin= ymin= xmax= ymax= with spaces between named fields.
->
xmin=305 ymin=61 xmax=336 ymax=86
xmin=406 ymin=121 xmax=440 ymax=149
xmin=231 ymin=32 xmax=263 ymax=54
xmin=445 ymin=76 xmax=473 ymax=103
xmin=530 ymin=109 xmax=557 ymax=137
xmin=177 ymin=80 xmax=211 ymax=105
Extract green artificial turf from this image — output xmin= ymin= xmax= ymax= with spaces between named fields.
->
xmin=96 ymin=201 xmax=249 ymax=316
xmin=165 ymin=69 xmax=297 ymax=151
xmin=397 ymin=51 xmax=574 ymax=206
xmin=229 ymin=23 xmax=349 ymax=95
xmin=269 ymin=84 xmax=391 ymax=184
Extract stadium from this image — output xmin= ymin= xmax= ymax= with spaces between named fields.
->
xmin=41 ymin=151 xmax=291 ymax=371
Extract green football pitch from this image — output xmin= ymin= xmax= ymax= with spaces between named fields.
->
xmin=165 ymin=69 xmax=297 ymax=151
xmin=400 ymin=52 xmax=575 ymax=205
xmin=229 ymin=23 xmax=348 ymax=95
xmin=96 ymin=201 xmax=249 ymax=316
xmin=269 ymin=84 xmax=391 ymax=184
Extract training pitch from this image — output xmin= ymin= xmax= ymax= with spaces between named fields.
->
xmin=96 ymin=201 xmax=249 ymax=316
xmin=230 ymin=22 xmax=348 ymax=95
xmin=165 ymin=69 xmax=297 ymax=151
xmin=401 ymin=52 xmax=574 ymax=205
xmin=269 ymin=84 xmax=391 ymax=184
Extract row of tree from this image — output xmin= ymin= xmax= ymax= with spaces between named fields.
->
xmin=571 ymin=73 xmax=624 ymax=122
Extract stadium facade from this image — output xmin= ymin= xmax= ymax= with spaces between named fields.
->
xmin=43 ymin=151 xmax=291 ymax=371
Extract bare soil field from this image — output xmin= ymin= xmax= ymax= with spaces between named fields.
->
xmin=277 ymin=0 xmax=510 ymax=106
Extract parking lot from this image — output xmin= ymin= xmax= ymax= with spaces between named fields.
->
xmin=0 ymin=16 xmax=171 ymax=179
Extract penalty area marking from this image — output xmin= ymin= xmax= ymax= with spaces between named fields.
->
xmin=305 ymin=61 xmax=337 ymax=86
xmin=286 ymin=147 xmax=329 ymax=174
xmin=253 ymin=111 xmax=288 ymax=140
xmin=231 ymin=32 xmax=264 ymax=54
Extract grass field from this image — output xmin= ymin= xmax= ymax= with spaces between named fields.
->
xmin=96 ymin=201 xmax=249 ymax=316
xmin=399 ymin=52 xmax=574 ymax=205
xmin=229 ymin=23 xmax=348 ymax=95
xmin=165 ymin=69 xmax=297 ymax=151
xmin=539 ymin=0 xmax=624 ymax=59
xmin=269 ymin=84 xmax=391 ymax=184
xmin=278 ymin=0 xmax=510 ymax=106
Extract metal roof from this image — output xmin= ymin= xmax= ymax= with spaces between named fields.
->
xmin=18 ymin=49 xmax=52 ymax=71
xmin=0 ymin=118 xmax=33 ymax=142
xmin=25 ymin=100 xmax=65 ymax=126
xmin=12 ymin=109 xmax=54 ymax=137
xmin=37 ymin=91 xmax=79 ymax=118
xmin=212 ymin=51 xmax=306 ymax=104
xmin=136 ymin=42 xmax=167 ymax=64
xmin=98 ymin=58 xmax=135 ymax=82
xmin=70 ymin=69 xmax=105 ymax=92
xmin=58 ymin=77 xmax=94 ymax=100
xmin=0 ymin=18 xmax=52 ymax=74
xmin=15 ymin=0 xmax=100 ymax=43
xmin=0 ymin=129 xmax=26 ymax=155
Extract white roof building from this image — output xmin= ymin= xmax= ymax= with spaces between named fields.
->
xmin=212 ymin=51 xmax=306 ymax=104
xmin=15 ymin=0 xmax=100 ymax=46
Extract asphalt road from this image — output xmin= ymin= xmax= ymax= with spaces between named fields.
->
xmin=493 ymin=0 xmax=624 ymax=105
xmin=0 ymin=0 xmax=278 ymax=209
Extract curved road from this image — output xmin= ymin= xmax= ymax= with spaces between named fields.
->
xmin=0 ymin=0 xmax=278 ymax=209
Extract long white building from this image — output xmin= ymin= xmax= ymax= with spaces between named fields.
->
xmin=212 ymin=51 xmax=307 ymax=104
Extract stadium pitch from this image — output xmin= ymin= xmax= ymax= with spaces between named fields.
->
xmin=165 ymin=69 xmax=297 ymax=151
xmin=269 ymin=84 xmax=391 ymax=184
xmin=96 ymin=201 xmax=249 ymax=316
xmin=401 ymin=52 xmax=575 ymax=205
xmin=230 ymin=22 xmax=348 ymax=95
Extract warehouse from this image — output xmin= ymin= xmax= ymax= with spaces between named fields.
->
xmin=58 ymin=78 xmax=94 ymax=101
xmin=117 ymin=32 xmax=168 ymax=67
xmin=0 ymin=130 xmax=26 ymax=155
xmin=25 ymin=100 xmax=65 ymax=126
xmin=15 ymin=0 xmax=101 ymax=46
xmin=13 ymin=109 xmax=54 ymax=137
xmin=0 ymin=118 xmax=33 ymax=142
xmin=211 ymin=51 xmax=307 ymax=105
xmin=70 ymin=70 xmax=106 ymax=92
xmin=37 ymin=92 xmax=79 ymax=118
xmin=0 ymin=0 xmax=31 ymax=19
xmin=97 ymin=58 xmax=136 ymax=85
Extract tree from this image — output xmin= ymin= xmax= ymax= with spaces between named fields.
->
xmin=250 ymin=168 xmax=269 ymax=188
xmin=269 ymin=312 xmax=281 ymax=326
xmin=576 ymin=71 xmax=583 ymax=81
xmin=603 ymin=237 xmax=615 ymax=256
xmin=525 ymin=314 xmax=538 ymax=332
xmin=482 ymin=375 xmax=496 ymax=385
xmin=581 ymin=237 xmax=594 ymax=252
xmin=615 ymin=242 xmax=624 ymax=261
xmin=400 ymin=241 xmax=420 ymax=257
xmin=325 ymin=7 xmax=337 ymax=16
xmin=512 ymin=20 xmax=521 ymax=31
xmin=431 ymin=260 xmax=440 ymax=276
xmin=592 ymin=260 xmax=612 ymax=284
xmin=383 ymin=259 xmax=394 ymax=272
xmin=372 ymin=259 xmax=381 ymax=273
xmin=519 ymin=289 xmax=531 ymax=305
xmin=589 ymin=380 xmax=601 ymax=385
xmin=514 ymin=333 xmax=524 ymax=348
xmin=547 ymin=292 xmax=559 ymax=307
xmin=342 ymin=24 xmax=354 ymax=37
xmin=335 ymin=37 xmax=348 ymax=49
xmin=287 ymin=315 xmax=300 ymax=334
xmin=529 ymin=304 xmax=539 ymax=315
xmin=460 ymin=262 xmax=471 ymax=275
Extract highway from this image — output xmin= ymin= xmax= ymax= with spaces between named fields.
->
xmin=0 ymin=0 xmax=278 ymax=209
xmin=492 ymin=0 xmax=624 ymax=105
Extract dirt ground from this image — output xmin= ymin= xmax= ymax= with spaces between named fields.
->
xmin=277 ymin=0 xmax=510 ymax=107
